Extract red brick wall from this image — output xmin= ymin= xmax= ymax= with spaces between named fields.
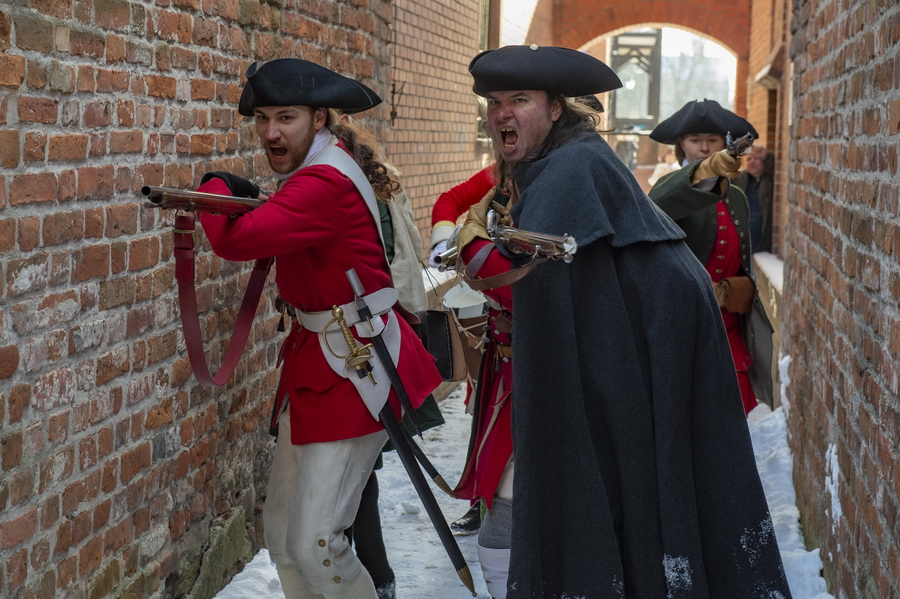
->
xmin=746 ymin=0 xmax=791 ymax=254
xmin=386 ymin=0 xmax=488 ymax=247
xmin=786 ymin=0 xmax=900 ymax=596
xmin=0 ymin=1 xmax=392 ymax=597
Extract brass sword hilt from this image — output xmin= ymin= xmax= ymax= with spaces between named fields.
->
xmin=323 ymin=306 xmax=376 ymax=382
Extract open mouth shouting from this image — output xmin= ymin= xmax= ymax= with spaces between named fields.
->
xmin=265 ymin=143 xmax=295 ymax=173
xmin=269 ymin=145 xmax=288 ymax=160
xmin=500 ymin=127 xmax=519 ymax=150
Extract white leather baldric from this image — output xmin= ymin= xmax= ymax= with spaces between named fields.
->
xmin=310 ymin=142 xmax=390 ymax=263
xmin=300 ymin=144 xmax=401 ymax=421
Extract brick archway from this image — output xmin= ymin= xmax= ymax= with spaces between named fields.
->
xmin=553 ymin=0 xmax=751 ymax=116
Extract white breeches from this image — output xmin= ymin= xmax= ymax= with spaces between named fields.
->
xmin=264 ymin=415 xmax=388 ymax=596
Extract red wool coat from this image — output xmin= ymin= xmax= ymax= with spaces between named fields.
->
xmin=453 ymin=237 xmax=514 ymax=508
xmin=431 ymin=165 xmax=496 ymax=227
xmin=199 ymin=160 xmax=442 ymax=445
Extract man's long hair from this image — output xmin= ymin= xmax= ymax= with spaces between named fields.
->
xmin=493 ymin=93 xmax=604 ymax=185
xmin=326 ymin=109 xmax=400 ymax=202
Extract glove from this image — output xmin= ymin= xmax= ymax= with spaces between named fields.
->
xmin=200 ymin=171 xmax=261 ymax=198
xmin=456 ymin=188 xmax=500 ymax=258
xmin=428 ymin=240 xmax=448 ymax=268
xmin=691 ymin=150 xmax=742 ymax=184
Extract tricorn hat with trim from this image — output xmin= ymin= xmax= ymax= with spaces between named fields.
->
xmin=649 ymin=99 xmax=757 ymax=144
xmin=238 ymin=58 xmax=382 ymax=116
xmin=469 ymin=45 xmax=622 ymax=97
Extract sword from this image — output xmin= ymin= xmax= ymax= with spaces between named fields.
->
xmin=345 ymin=269 xmax=475 ymax=596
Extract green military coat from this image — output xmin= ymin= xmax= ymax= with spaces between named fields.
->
xmin=648 ymin=160 xmax=775 ymax=409
xmin=648 ymin=160 xmax=752 ymax=278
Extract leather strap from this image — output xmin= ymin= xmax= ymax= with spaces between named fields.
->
xmin=173 ymin=214 xmax=273 ymax=387
xmin=462 ymin=243 xmax=544 ymax=291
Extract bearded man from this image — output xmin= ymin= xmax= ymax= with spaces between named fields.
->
xmin=195 ymin=59 xmax=442 ymax=599
xmin=454 ymin=45 xmax=793 ymax=599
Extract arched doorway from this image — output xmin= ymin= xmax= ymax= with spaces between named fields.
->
xmin=581 ymin=26 xmax=738 ymax=190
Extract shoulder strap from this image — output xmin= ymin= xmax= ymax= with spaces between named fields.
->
xmin=173 ymin=214 xmax=273 ymax=387
xmin=310 ymin=144 xmax=390 ymax=263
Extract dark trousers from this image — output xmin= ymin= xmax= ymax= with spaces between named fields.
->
xmin=345 ymin=471 xmax=395 ymax=588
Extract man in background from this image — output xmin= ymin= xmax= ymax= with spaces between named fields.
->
xmin=733 ymin=144 xmax=775 ymax=253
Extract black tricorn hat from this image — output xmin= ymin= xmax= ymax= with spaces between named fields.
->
xmin=238 ymin=59 xmax=382 ymax=117
xmin=649 ymin=99 xmax=757 ymax=144
xmin=469 ymin=45 xmax=622 ymax=97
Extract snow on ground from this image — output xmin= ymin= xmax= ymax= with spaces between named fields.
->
xmin=216 ymin=387 xmax=833 ymax=599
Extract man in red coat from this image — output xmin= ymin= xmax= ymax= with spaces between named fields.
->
xmin=197 ymin=59 xmax=442 ymax=599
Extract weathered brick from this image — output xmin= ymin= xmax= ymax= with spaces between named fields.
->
xmin=6 ymin=548 xmax=27 ymax=590
xmin=190 ymin=133 xmax=214 ymax=154
xmin=48 ymin=134 xmax=88 ymax=161
xmin=77 ymin=165 xmax=114 ymax=201
xmin=120 ymin=442 xmax=150 ymax=483
xmin=76 ymin=65 xmax=94 ymax=91
xmin=96 ymin=68 xmax=129 ymax=93
xmin=26 ymin=59 xmax=48 ymax=90
xmin=0 ymin=218 xmax=16 ymax=252
xmin=146 ymin=330 xmax=177 ymax=364
xmin=57 ymin=172 xmax=74 ymax=204
xmin=83 ymin=101 xmax=112 ymax=128
xmin=32 ymin=369 xmax=76 ymax=413
xmin=89 ymin=132 xmax=108 ymax=156
xmin=42 ymin=211 xmax=83 ymax=247
xmin=10 ymin=173 xmax=56 ymax=205
xmin=41 ymin=493 xmax=61 ymax=531
xmin=23 ymin=131 xmax=47 ymax=164
xmin=1 ymin=431 xmax=22 ymax=471
xmin=49 ymin=62 xmax=75 ymax=93
xmin=35 ymin=0 xmax=72 ymax=19
xmin=70 ymin=29 xmax=105 ymax=58
xmin=14 ymin=12 xmax=53 ymax=52
xmin=78 ymin=535 xmax=103 ymax=577
xmin=0 ymin=129 xmax=18 ymax=168
xmin=72 ymin=243 xmax=110 ymax=282
xmin=8 ymin=385 xmax=30 ymax=424
xmin=0 ymin=507 xmax=38 ymax=549
xmin=145 ymin=74 xmax=176 ymax=98
xmin=61 ymin=480 xmax=84 ymax=515
xmin=96 ymin=347 xmax=130 ymax=386
xmin=191 ymin=78 xmax=215 ymax=100
xmin=106 ymin=204 xmax=138 ymax=237
xmin=6 ymin=253 xmax=50 ymax=296
xmin=0 ymin=11 xmax=10 ymax=52
xmin=128 ymin=237 xmax=159 ymax=271
xmin=0 ymin=345 xmax=20 ymax=379
xmin=110 ymin=130 xmax=143 ymax=154
xmin=18 ymin=96 xmax=58 ymax=123
xmin=0 ymin=54 xmax=24 ymax=88
xmin=95 ymin=0 xmax=131 ymax=30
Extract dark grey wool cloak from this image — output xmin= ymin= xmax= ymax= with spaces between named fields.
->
xmin=506 ymin=131 xmax=792 ymax=599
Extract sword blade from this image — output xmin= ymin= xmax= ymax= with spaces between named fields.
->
xmin=378 ymin=403 xmax=475 ymax=595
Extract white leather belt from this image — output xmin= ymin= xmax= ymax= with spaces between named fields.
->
xmin=295 ymin=288 xmax=399 ymax=333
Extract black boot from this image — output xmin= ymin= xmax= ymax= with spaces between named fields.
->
xmin=449 ymin=502 xmax=481 ymax=536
